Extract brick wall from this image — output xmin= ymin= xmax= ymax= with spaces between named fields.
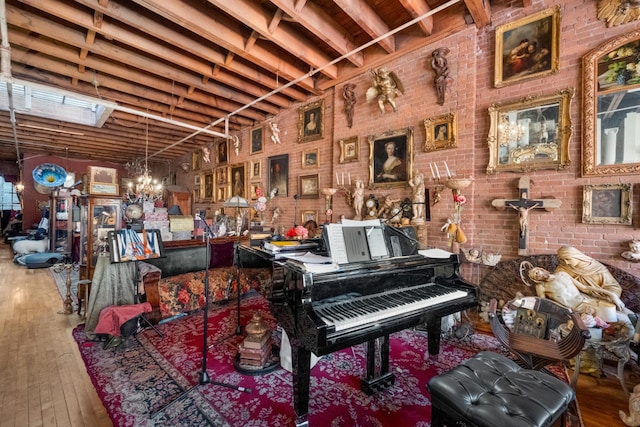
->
xmin=181 ymin=0 xmax=640 ymax=271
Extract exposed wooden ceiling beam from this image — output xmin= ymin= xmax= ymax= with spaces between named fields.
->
xmin=463 ymin=0 xmax=491 ymax=28
xmin=398 ymin=0 xmax=434 ymax=36
xmin=333 ymin=0 xmax=395 ymax=54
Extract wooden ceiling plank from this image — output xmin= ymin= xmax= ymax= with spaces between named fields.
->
xmin=269 ymin=8 xmax=284 ymax=34
xmin=207 ymin=0 xmax=338 ymax=80
xmin=131 ymin=0 xmax=320 ymax=92
xmin=397 ymin=0 xmax=434 ymax=36
xmin=7 ymin=3 xmax=289 ymax=112
xmin=245 ymin=31 xmax=259 ymax=51
xmin=463 ymin=0 xmax=491 ymax=28
xmin=332 ymin=0 xmax=395 ymax=54
xmin=269 ymin=0 xmax=364 ymax=67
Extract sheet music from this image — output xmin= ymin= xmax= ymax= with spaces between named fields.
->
xmin=341 ymin=219 xmax=381 ymax=227
xmin=281 ymin=252 xmax=334 ymax=264
xmin=324 ymin=223 xmax=349 ymax=264
xmin=418 ymin=248 xmax=454 ymax=259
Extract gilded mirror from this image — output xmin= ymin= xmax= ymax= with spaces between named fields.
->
xmin=583 ymin=29 xmax=640 ymax=176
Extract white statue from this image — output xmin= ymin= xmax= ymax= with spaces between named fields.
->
xmin=409 ymin=172 xmax=425 ymax=224
xmin=270 ymin=122 xmax=281 ymax=144
xmin=352 ymin=178 xmax=365 ymax=220
xmin=622 ymin=239 xmax=640 ymax=262
xmin=621 ymin=384 xmax=640 ymax=426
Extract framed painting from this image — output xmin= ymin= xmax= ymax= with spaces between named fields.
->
xmin=216 ymin=186 xmax=227 ymax=203
xmin=267 ymin=154 xmax=288 ymax=197
xmin=194 ymin=174 xmax=201 ymax=186
xmin=338 ymin=136 xmax=359 ymax=163
xmin=89 ymin=183 xmax=119 ymax=195
xmin=487 ymin=87 xmax=574 ymax=174
xmin=192 ymin=151 xmax=201 ymax=171
xmin=249 ymin=183 xmax=261 ymax=200
xmin=215 ymin=166 xmax=228 ymax=186
xmin=582 ymin=183 xmax=632 ymax=225
xmin=203 ymin=171 xmax=214 ymax=202
xmin=299 ymin=174 xmax=319 ymax=199
xmin=250 ymin=159 xmax=261 ymax=180
xmin=298 ymin=100 xmax=324 ymax=143
xmin=302 ymin=148 xmax=319 ymax=168
xmin=88 ymin=166 xmax=117 ymax=185
xmin=368 ymin=127 xmax=414 ymax=189
xmin=424 ymin=113 xmax=457 ymax=152
xmin=251 ymin=126 xmax=263 ymax=154
xmin=216 ymin=139 xmax=229 ymax=165
xmin=301 ymin=210 xmax=318 ymax=225
xmin=230 ymin=163 xmax=246 ymax=198
xmin=193 ymin=186 xmax=200 ymax=204
xmin=494 ymin=6 xmax=560 ymax=88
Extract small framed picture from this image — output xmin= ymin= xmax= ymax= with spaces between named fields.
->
xmin=89 ymin=183 xmax=119 ymax=195
xmin=216 ymin=139 xmax=229 ymax=165
xmin=88 ymin=166 xmax=117 ymax=185
xmin=582 ymin=183 xmax=632 ymax=225
xmin=424 ymin=113 xmax=457 ymax=152
xmin=192 ymin=151 xmax=201 ymax=171
xmin=250 ymin=160 xmax=261 ymax=179
xmin=229 ymin=163 xmax=246 ymax=199
xmin=339 ymin=136 xmax=359 ymax=163
xmin=494 ymin=6 xmax=560 ymax=88
xmin=216 ymin=166 xmax=228 ymax=186
xmin=217 ymin=186 xmax=227 ymax=203
xmin=203 ymin=171 xmax=214 ymax=202
xmin=194 ymin=174 xmax=201 ymax=186
xmin=298 ymin=100 xmax=324 ymax=143
xmin=268 ymin=154 xmax=288 ymax=197
xmin=299 ymin=174 xmax=319 ymax=199
xmin=193 ymin=186 xmax=200 ymax=204
xmin=250 ymin=183 xmax=261 ymax=200
xmin=251 ymin=126 xmax=263 ymax=154
xmin=302 ymin=148 xmax=319 ymax=168
xmin=301 ymin=210 xmax=318 ymax=225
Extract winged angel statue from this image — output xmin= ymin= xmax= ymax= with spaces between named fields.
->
xmin=366 ymin=67 xmax=404 ymax=114
xmin=598 ymin=0 xmax=640 ymax=27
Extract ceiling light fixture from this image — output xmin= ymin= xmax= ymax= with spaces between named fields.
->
xmin=125 ymin=117 xmax=163 ymax=204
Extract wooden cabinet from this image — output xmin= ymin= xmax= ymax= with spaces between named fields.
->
xmin=167 ymin=191 xmax=191 ymax=216
xmin=78 ymin=195 xmax=122 ymax=279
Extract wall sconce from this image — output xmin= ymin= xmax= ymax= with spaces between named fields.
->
xmin=179 ymin=162 xmax=190 ymax=173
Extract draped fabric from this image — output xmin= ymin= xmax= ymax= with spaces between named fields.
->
xmin=84 ymin=254 xmax=137 ymax=339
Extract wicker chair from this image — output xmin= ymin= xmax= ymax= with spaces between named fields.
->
xmin=489 ymin=297 xmax=591 ymax=372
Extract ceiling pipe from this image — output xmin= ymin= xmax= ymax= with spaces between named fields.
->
xmin=151 ymin=0 xmax=461 ymax=158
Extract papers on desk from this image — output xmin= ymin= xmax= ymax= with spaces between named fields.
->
xmin=263 ymin=241 xmax=318 ymax=253
xmin=418 ymin=248 xmax=454 ymax=259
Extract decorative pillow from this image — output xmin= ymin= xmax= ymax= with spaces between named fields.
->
xmin=158 ymin=267 xmax=271 ymax=318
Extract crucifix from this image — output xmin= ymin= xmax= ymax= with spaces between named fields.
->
xmin=491 ymin=176 xmax=561 ymax=255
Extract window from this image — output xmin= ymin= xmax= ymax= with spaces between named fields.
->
xmin=1 ymin=177 xmax=22 ymax=211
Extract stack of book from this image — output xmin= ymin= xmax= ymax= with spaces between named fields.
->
xmin=238 ymin=332 xmax=272 ymax=367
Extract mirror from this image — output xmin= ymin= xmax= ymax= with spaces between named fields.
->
xmin=583 ymin=29 xmax=640 ymax=176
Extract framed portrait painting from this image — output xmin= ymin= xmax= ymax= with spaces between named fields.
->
xmin=424 ymin=113 xmax=458 ymax=152
xmin=368 ymin=127 xmax=414 ymax=189
xmin=582 ymin=183 xmax=632 ymax=225
xmin=215 ymin=166 xmax=228 ymax=186
xmin=250 ymin=159 xmax=261 ymax=180
xmin=338 ymin=136 xmax=359 ymax=163
xmin=216 ymin=139 xmax=229 ymax=165
xmin=298 ymin=100 xmax=324 ymax=143
xmin=486 ymin=87 xmax=574 ymax=174
xmin=203 ymin=171 xmax=214 ymax=202
xmin=192 ymin=151 xmax=201 ymax=171
xmin=229 ymin=163 xmax=246 ymax=198
xmin=299 ymin=174 xmax=319 ymax=199
xmin=302 ymin=148 xmax=319 ymax=168
xmin=494 ymin=6 xmax=560 ymax=88
xmin=251 ymin=126 xmax=263 ymax=154
xmin=267 ymin=154 xmax=288 ymax=197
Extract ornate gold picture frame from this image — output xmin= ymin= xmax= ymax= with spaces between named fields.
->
xmin=487 ymin=87 xmax=574 ymax=174
xmin=301 ymin=210 xmax=318 ymax=225
xmin=302 ymin=148 xmax=319 ymax=168
xmin=494 ymin=6 xmax=560 ymax=88
xmin=424 ymin=112 xmax=457 ymax=152
xmin=368 ymin=127 xmax=414 ymax=189
xmin=298 ymin=100 xmax=324 ymax=143
xmin=582 ymin=183 xmax=632 ymax=225
xmin=338 ymin=136 xmax=359 ymax=163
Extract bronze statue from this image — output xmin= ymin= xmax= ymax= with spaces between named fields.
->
xmin=430 ymin=47 xmax=451 ymax=106
xmin=366 ymin=67 xmax=404 ymax=114
xmin=342 ymin=83 xmax=356 ymax=128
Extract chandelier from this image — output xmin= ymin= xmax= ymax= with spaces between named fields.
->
xmin=498 ymin=114 xmax=525 ymax=146
xmin=124 ymin=118 xmax=163 ymax=203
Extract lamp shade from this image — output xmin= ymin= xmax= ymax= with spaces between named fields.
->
xmin=167 ymin=204 xmax=183 ymax=215
xmin=223 ymin=195 xmax=250 ymax=208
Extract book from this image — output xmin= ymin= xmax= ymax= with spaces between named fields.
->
xmin=242 ymin=333 xmax=270 ymax=349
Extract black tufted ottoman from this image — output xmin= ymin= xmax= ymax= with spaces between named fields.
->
xmin=427 ymin=351 xmax=574 ymax=427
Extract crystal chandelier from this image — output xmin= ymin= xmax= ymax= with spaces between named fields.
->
xmin=124 ymin=118 xmax=163 ymax=203
xmin=498 ymin=114 xmax=525 ymax=146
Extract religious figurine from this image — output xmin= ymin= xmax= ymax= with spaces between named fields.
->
xmin=231 ymin=135 xmax=240 ymax=156
xmin=622 ymin=239 xmax=640 ymax=262
xmin=430 ymin=47 xmax=451 ymax=106
xmin=342 ymin=83 xmax=356 ymax=128
xmin=408 ymin=172 xmax=425 ymax=224
xmin=462 ymin=248 xmax=481 ymax=263
xmin=352 ymin=178 xmax=365 ymax=220
xmin=508 ymin=202 xmax=539 ymax=238
xmin=366 ymin=67 xmax=404 ymax=114
xmin=620 ymin=383 xmax=640 ymax=426
xmin=377 ymin=195 xmax=401 ymax=221
xmin=269 ymin=122 xmax=281 ymax=144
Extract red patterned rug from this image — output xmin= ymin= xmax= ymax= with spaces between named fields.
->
xmin=73 ymin=293 xmax=582 ymax=426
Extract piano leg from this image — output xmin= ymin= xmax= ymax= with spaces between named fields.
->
xmin=426 ymin=316 xmax=443 ymax=355
xmin=291 ymin=343 xmax=312 ymax=427
xmin=361 ymin=335 xmax=395 ymax=395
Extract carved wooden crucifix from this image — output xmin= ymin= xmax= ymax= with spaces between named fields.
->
xmin=491 ymin=176 xmax=561 ymax=255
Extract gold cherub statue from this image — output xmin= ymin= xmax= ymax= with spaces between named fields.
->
xmin=366 ymin=67 xmax=404 ymax=114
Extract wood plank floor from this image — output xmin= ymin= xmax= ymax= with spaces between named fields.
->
xmin=0 ymin=240 xmax=633 ymax=426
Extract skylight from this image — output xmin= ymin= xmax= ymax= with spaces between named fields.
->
xmin=0 ymin=82 xmax=112 ymax=127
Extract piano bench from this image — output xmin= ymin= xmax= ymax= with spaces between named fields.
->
xmin=427 ymin=351 xmax=574 ymax=427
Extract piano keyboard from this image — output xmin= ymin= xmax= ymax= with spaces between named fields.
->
xmin=315 ymin=283 xmax=468 ymax=332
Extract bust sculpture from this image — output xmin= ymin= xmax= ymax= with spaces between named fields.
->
xmin=622 ymin=239 xmax=640 ymax=262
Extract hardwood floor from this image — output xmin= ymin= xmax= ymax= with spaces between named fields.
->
xmin=0 ymin=240 xmax=633 ymax=426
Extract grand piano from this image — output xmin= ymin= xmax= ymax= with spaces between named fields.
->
xmin=238 ymin=225 xmax=478 ymax=427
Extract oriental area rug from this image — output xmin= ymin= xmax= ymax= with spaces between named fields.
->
xmin=73 ymin=294 xmax=583 ymax=427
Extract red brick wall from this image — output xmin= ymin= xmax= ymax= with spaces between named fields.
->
xmin=180 ymin=0 xmax=640 ymax=272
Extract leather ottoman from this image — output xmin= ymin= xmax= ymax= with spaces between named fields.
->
xmin=427 ymin=351 xmax=574 ymax=427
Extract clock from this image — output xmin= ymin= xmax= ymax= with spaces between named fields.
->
xmin=125 ymin=203 xmax=143 ymax=221
xmin=365 ymin=196 xmax=378 ymax=219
